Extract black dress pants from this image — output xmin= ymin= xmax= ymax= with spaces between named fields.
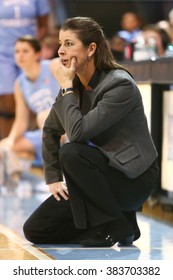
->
xmin=23 ymin=143 xmax=159 ymax=244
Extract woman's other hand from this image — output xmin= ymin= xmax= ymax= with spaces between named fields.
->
xmin=48 ymin=181 xmax=69 ymax=201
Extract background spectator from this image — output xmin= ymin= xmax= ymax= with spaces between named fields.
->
xmin=168 ymin=9 xmax=173 ymax=43
xmin=111 ymin=11 xmax=145 ymax=61
xmin=109 ymin=35 xmax=126 ymax=61
xmin=0 ymin=36 xmax=60 ymax=181
xmin=117 ymin=11 xmax=144 ymax=43
xmin=0 ymin=0 xmax=50 ymax=140
xmin=141 ymin=24 xmax=171 ymax=57
xmin=40 ymin=26 xmax=60 ymax=60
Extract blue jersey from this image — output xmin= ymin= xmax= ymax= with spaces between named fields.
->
xmin=17 ymin=60 xmax=60 ymax=114
xmin=0 ymin=0 xmax=50 ymax=94
xmin=0 ymin=0 xmax=50 ymax=56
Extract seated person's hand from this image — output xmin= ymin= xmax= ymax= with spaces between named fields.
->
xmin=36 ymin=109 xmax=50 ymax=129
xmin=0 ymin=137 xmax=13 ymax=157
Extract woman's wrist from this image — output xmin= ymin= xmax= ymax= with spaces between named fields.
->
xmin=61 ymin=87 xmax=74 ymax=96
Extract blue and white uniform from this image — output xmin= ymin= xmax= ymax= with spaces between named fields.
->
xmin=17 ymin=60 xmax=60 ymax=166
xmin=0 ymin=0 xmax=50 ymax=94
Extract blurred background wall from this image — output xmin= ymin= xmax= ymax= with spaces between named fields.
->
xmin=53 ymin=0 xmax=173 ymax=38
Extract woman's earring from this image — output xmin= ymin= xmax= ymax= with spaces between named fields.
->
xmin=87 ymin=56 xmax=91 ymax=61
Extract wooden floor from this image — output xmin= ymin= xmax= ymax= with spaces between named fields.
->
xmin=143 ymin=200 xmax=173 ymax=225
xmin=0 ymin=224 xmax=53 ymax=260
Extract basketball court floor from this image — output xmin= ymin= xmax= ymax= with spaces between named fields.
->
xmin=0 ymin=170 xmax=173 ymax=261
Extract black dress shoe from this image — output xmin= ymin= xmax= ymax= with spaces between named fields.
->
xmin=80 ymin=217 xmax=135 ymax=247
xmin=118 ymin=210 xmax=141 ymax=245
xmin=118 ymin=229 xmax=140 ymax=246
xmin=80 ymin=232 xmax=115 ymax=247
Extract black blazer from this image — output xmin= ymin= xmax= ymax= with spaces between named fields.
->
xmin=42 ymin=69 xmax=158 ymax=183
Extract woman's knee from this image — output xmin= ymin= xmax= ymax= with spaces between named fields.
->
xmin=23 ymin=217 xmax=40 ymax=243
xmin=59 ymin=142 xmax=81 ymax=165
xmin=23 ymin=218 xmax=34 ymax=243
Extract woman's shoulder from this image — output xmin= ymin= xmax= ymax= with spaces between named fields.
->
xmin=109 ymin=68 xmax=132 ymax=79
xmin=40 ymin=59 xmax=52 ymax=73
xmin=16 ymin=71 xmax=26 ymax=84
xmin=100 ymin=68 xmax=134 ymax=86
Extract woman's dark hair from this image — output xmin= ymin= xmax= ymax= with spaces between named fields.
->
xmin=60 ymin=16 xmax=126 ymax=71
xmin=15 ymin=35 xmax=41 ymax=52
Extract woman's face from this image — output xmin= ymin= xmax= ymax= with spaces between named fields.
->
xmin=14 ymin=42 xmax=40 ymax=68
xmin=58 ymin=29 xmax=94 ymax=73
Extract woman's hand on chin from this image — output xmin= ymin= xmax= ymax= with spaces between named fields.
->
xmin=50 ymin=57 xmax=76 ymax=88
